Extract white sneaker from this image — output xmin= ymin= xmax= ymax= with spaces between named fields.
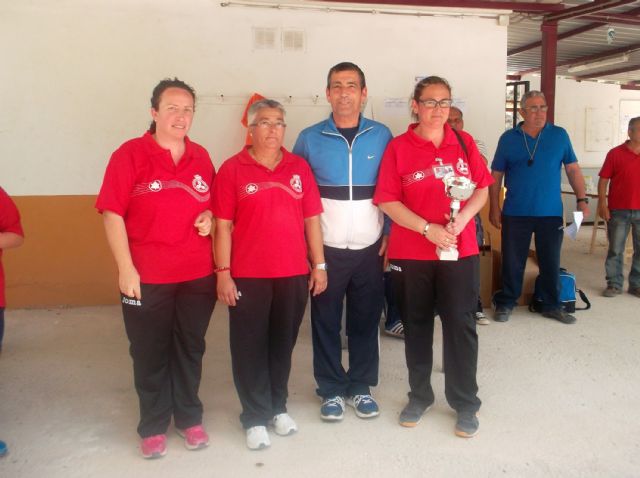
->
xmin=246 ymin=426 xmax=270 ymax=450
xmin=271 ymin=413 xmax=298 ymax=436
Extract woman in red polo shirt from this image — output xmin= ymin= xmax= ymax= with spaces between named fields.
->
xmin=213 ymin=99 xmax=326 ymax=450
xmin=96 ymin=78 xmax=216 ymax=459
xmin=373 ymin=76 xmax=492 ymax=438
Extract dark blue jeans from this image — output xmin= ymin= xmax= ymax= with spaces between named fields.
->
xmin=494 ymin=215 xmax=563 ymax=312
xmin=605 ymin=209 xmax=640 ymax=290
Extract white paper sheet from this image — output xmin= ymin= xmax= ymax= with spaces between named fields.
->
xmin=564 ymin=211 xmax=584 ymax=240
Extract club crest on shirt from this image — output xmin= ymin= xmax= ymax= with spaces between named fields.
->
xmin=245 ymin=183 xmax=258 ymax=194
xmin=290 ymin=174 xmax=303 ymax=193
xmin=192 ymin=174 xmax=209 ymax=193
xmin=148 ymin=180 xmax=163 ymax=192
xmin=456 ymin=158 xmax=469 ymax=175
xmin=412 ymin=171 xmax=425 ymax=181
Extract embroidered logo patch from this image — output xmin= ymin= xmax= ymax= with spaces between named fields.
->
xmin=456 ymin=158 xmax=469 ymax=175
xmin=290 ymin=174 xmax=302 ymax=193
xmin=148 ymin=180 xmax=162 ymax=192
xmin=245 ymin=183 xmax=258 ymax=194
xmin=412 ymin=171 xmax=425 ymax=181
xmin=192 ymin=174 xmax=209 ymax=193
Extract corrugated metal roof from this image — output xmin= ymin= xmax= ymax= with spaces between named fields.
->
xmin=507 ymin=0 xmax=640 ymax=85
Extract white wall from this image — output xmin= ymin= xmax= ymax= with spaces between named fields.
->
xmin=1 ymin=0 xmax=507 ymax=195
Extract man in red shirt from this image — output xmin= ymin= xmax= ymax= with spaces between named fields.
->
xmin=598 ymin=116 xmax=640 ymax=298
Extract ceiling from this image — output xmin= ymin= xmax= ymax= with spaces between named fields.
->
xmin=506 ymin=0 xmax=640 ymax=87
xmin=320 ymin=0 xmax=640 ymax=87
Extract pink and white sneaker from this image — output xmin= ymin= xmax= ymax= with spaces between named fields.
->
xmin=177 ymin=424 xmax=209 ymax=450
xmin=140 ymin=434 xmax=167 ymax=459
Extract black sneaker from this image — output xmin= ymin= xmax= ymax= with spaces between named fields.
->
xmin=399 ymin=401 xmax=431 ymax=428
xmin=494 ymin=306 xmax=512 ymax=322
xmin=455 ymin=411 xmax=479 ymax=438
xmin=542 ymin=308 xmax=576 ymax=324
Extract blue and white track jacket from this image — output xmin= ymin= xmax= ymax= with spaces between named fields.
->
xmin=293 ymin=114 xmax=392 ymax=250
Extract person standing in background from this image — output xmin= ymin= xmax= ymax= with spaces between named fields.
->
xmin=0 ymin=185 xmax=25 ymax=458
xmin=598 ymin=116 xmax=640 ymax=298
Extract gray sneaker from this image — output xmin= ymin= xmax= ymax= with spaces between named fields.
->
xmin=494 ymin=306 xmax=512 ymax=322
xmin=603 ymin=286 xmax=622 ymax=297
xmin=399 ymin=401 xmax=432 ymax=428
xmin=455 ymin=411 xmax=479 ymax=438
xmin=542 ymin=308 xmax=576 ymax=324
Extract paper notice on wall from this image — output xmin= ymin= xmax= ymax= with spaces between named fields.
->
xmin=564 ymin=211 xmax=583 ymax=240
xmin=383 ymin=98 xmax=410 ymax=117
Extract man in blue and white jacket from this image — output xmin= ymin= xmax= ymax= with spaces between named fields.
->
xmin=293 ymin=62 xmax=392 ymax=422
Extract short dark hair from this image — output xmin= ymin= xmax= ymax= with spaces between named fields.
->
xmin=326 ymin=62 xmax=366 ymax=89
xmin=149 ymin=78 xmax=196 ymax=133
xmin=628 ymin=116 xmax=640 ymax=131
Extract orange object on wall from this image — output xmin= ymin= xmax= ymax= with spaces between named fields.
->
xmin=241 ymin=93 xmax=266 ymax=145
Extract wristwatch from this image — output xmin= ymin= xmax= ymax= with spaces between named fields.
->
xmin=423 ymin=221 xmax=430 ymax=237
xmin=576 ymin=197 xmax=589 ymax=204
xmin=315 ymin=263 xmax=328 ymax=271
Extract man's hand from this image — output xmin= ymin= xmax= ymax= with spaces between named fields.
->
xmin=489 ymin=206 xmax=502 ymax=229
xmin=308 ymin=270 xmax=328 ymax=296
xmin=577 ymin=200 xmax=591 ymax=219
xmin=598 ymin=201 xmax=610 ymax=221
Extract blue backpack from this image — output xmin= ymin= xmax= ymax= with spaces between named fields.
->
xmin=529 ymin=268 xmax=591 ymax=313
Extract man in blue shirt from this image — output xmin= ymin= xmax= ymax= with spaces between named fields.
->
xmin=489 ymin=91 xmax=590 ymax=324
xmin=293 ymin=62 xmax=392 ymax=421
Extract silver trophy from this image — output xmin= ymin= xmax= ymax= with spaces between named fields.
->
xmin=437 ymin=173 xmax=476 ymax=261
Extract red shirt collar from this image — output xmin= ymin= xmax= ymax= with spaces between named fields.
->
xmin=406 ymin=122 xmax=459 ymax=148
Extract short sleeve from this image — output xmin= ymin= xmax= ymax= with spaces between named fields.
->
xmin=0 ymin=187 xmax=24 ymax=237
xmin=599 ymin=149 xmax=615 ymax=178
xmin=373 ymin=141 xmax=403 ymax=205
xmin=211 ymin=160 xmax=237 ymax=221
xmin=95 ymin=146 xmax=136 ymax=216
xmin=560 ymin=129 xmax=578 ymax=165
xmin=491 ymin=133 xmax=509 ymax=173
xmin=300 ymin=161 xmax=323 ymax=218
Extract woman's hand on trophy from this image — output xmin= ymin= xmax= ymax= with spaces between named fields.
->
xmin=425 ymin=223 xmax=457 ymax=250
xmin=444 ymin=214 xmax=470 ymax=236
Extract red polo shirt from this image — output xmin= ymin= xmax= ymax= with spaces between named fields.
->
xmin=599 ymin=142 xmax=640 ymax=210
xmin=212 ymin=146 xmax=323 ymax=278
xmin=0 ymin=187 xmax=24 ymax=307
xmin=96 ymin=132 xmax=216 ymax=284
xmin=374 ymin=123 xmax=493 ymax=261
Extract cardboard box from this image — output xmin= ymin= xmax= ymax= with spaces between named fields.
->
xmin=483 ymin=249 xmax=539 ymax=307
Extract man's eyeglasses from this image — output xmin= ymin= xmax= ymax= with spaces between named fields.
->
xmin=418 ymin=99 xmax=453 ymax=109
xmin=523 ymin=105 xmax=549 ymax=113
xmin=250 ymin=120 xmax=287 ymax=130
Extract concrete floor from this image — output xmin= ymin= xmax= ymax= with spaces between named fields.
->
xmin=1 ymin=226 xmax=639 ymax=478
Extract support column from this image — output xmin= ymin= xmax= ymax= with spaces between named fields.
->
xmin=540 ymin=21 xmax=558 ymax=123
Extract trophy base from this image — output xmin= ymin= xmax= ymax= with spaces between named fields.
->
xmin=437 ymin=247 xmax=459 ymax=261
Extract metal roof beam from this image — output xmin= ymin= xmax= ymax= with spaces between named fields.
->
xmin=320 ymin=0 xmax=565 ymax=13
xmin=508 ymin=23 xmax=604 ymax=56
xmin=545 ymin=0 xmax=636 ymax=22
xmin=583 ymin=12 xmax=640 ymax=26
xmin=575 ymin=63 xmax=640 ymax=79
xmin=558 ymin=42 xmax=640 ymax=68
xmin=508 ymin=6 xmax=640 ymax=57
